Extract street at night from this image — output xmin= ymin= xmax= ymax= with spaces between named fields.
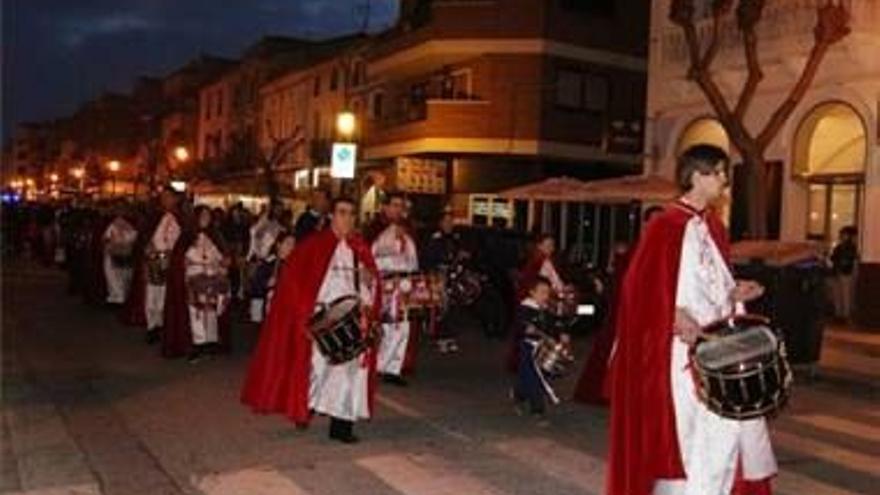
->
xmin=2 ymin=261 xmax=878 ymax=495
xmin=4 ymin=1 xmax=880 ymax=495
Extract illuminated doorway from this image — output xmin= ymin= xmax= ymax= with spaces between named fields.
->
xmin=793 ymin=102 xmax=867 ymax=243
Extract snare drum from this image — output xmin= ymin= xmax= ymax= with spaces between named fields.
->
xmin=691 ymin=315 xmax=793 ymax=420
xmin=381 ymin=271 xmax=445 ymax=320
xmin=309 ymin=296 xmax=371 ymax=364
xmin=107 ymin=242 xmax=133 ymax=268
xmin=146 ymin=251 xmax=170 ymax=285
xmin=186 ymin=273 xmax=230 ymax=310
xmin=533 ymin=336 xmax=574 ymax=376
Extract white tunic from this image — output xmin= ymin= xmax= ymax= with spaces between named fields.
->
xmin=653 ymin=214 xmax=777 ymax=495
xmin=309 ymin=240 xmax=374 ymax=421
xmin=248 ymin=216 xmax=282 ymax=261
xmin=372 ymin=224 xmax=419 ymax=376
xmin=145 ymin=213 xmax=181 ymax=330
xmin=185 ymin=234 xmax=228 ymax=345
xmin=103 ymin=217 xmax=137 ymax=304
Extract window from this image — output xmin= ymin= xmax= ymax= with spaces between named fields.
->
xmin=313 ymin=75 xmax=321 ymax=97
xmin=216 ymin=131 xmax=223 ymax=155
xmin=313 ymin=111 xmax=321 ymax=138
xmin=330 ymin=68 xmax=339 ymax=91
xmin=370 ymin=92 xmax=384 ymax=120
xmin=204 ymin=94 xmax=212 ymax=120
xmin=555 ymin=69 xmax=609 ymax=112
xmin=807 ymin=182 xmax=861 ymax=242
xmin=216 ymin=89 xmax=224 ymax=117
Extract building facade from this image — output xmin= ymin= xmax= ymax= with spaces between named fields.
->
xmin=645 ymin=0 xmax=880 ymax=324
xmin=355 ymin=0 xmax=650 ymax=218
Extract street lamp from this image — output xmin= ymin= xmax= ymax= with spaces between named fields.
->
xmin=49 ymin=173 xmax=59 ymax=183
xmin=173 ymin=146 xmax=190 ymax=163
xmin=336 ymin=111 xmax=356 ymax=140
xmin=107 ymin=160 xmax=121 ymax=196
xmin=71 ymin=167 xmax=85 ymax=195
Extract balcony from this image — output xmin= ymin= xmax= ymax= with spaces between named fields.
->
xmin=364 ymin=98 xmax=492 ymax=158
xmin=659 ymin=0 xmax=880 ymax=70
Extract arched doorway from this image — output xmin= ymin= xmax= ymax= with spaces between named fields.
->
xmin=793 ymin=102 xmax=867 ymax=243
xmin=676 ymin=117 xmax=730 ymax=156
xmin=675 ymin=117 xmax=736 ymax=228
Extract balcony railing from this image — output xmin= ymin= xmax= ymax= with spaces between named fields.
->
xmin=660 ymin=0 xmax=878 ymax=67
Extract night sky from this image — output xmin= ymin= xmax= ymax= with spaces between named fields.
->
xmin=2 ymin=0 xmax=399 ymax=141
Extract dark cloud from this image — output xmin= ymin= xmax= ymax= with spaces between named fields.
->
xmin=2 ymin=0 xmax=399 ymax=140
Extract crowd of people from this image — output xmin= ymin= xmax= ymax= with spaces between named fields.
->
xmin=2 ymin=143 xmax=859 ymax=494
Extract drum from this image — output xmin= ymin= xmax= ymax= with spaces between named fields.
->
xmin=691 ymin=315 xmax=793 ymax=420
xmin=445 ymin=262 xmax=482 ymax=307
xmin=533 ymin=336 xmax=574 ymax=376
xmin=146 ymin=251 xmax=170 ymax=285
xmin=108 ymin=243 xmax=133 ymax=268
xmin=186 ymin=273 xmax=230 ymax=310
xmin=309 ymin=296 xmax=369 ymax=364
xmin=381 ymin=271 xmax=445 ymax=320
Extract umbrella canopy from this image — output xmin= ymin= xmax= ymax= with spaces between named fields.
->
xmin=577 ymin=174 xmax=679 ymax=203
xmin=497 ymin=175 xmax=678 ymax=204
xmin=497 ymin=176 xmax=592 ymax=201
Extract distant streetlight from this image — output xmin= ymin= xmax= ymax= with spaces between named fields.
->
xmin=336 ymin=111 xmax=356 ymax=140
xmin=25 ymin=178 xmax=35 ymax=188
xmin=49 ymin=173 xmax=59 ymax=183
xmin=173 ymin=146 xmax=190 ymax=163
xmin=107 ymin=160 xmax=121 ymax=195
xmin=71 ymin=167 xmax=85 ymax=194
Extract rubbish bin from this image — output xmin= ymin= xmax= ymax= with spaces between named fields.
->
xmin=731 ymin=241 xmax=827 ymax=367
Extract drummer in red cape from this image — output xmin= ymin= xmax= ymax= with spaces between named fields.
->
xmin=162 ymin=206 xmax=233 ymax=362
xmin=241 ymin=197 xmax=381 ymax=444
xmin=606 ymin=144 xmax=775 ymax=495
xmin=365 ymin=191 xmax=420 ymax=386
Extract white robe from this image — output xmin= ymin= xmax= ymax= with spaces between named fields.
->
xmin=653 ymin=215 xmax=777 ymax=495
xmin=372 ymin=224 xmax=419 ymax=376
xmin=146 ymin=213 xmax=180 ymax=330
xmin=185 ymin=234 xmax=228 ymax=345
xmin=103 ymin=217 xmax=137 ymax=304
xmin=309 ymin=240 xmax=374 ymax=422
xmin=247 ymin=216 xmax=282 ymax=322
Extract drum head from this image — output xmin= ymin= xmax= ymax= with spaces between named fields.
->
xmin=312 ymin=296 xmax=359 ymax=331
xmin=695 ymin=325 xmax=778 ymax=370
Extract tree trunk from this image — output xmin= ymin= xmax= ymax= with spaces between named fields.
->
xmin=741 ymin=152 xmax=767 ymax=239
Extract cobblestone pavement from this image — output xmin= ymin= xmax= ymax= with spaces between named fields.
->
xmin=2 ymin=263 xmax=878 ymax=495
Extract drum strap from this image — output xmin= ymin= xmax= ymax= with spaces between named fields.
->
xmin=353 ymin=252 xmax=361 ymax=293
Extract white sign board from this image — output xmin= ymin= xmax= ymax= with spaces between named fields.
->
xmin=331 ymin=143 xmax=357 ymax=179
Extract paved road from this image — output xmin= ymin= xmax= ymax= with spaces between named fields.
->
xmin=2 ymin=263 xmax=878 ymax=495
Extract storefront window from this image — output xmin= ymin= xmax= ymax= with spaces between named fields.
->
xmin=807 ymin=182 xmax=861 ymax=242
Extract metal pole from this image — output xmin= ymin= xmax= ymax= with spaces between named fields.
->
xmin=560 ymin=202 xmax=569 ymax=252
xmin=592 ymin=205 xmax=600 ymax=267
xmin=577 ymin=203 xmax=585 ymax=263
xmin=608 ymin=205 xmax=617 ymax=271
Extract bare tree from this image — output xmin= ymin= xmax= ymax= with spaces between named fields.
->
xmin=259 ymin=122 xmax=305 ymax=201
xmin=669 ymin=0 xmax=850 ymax=238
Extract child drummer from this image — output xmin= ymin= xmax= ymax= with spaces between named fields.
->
xmin=510 ymin=276 xmax=571 ymax=424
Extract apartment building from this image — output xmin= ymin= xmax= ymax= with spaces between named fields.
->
xmin=354 ymin=0 xmax=650 ymax=217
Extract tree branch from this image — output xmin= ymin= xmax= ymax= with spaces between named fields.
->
xmin=701 ymin=0 xmax=733 ymax=70
xmin=756 ymin=2 xmax=850 ymax=150
xmin=734 ymin=29 xmax=763 ymax=120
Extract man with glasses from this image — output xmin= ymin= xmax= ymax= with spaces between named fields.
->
xmin=242 ymin=197 xmax=382 ymax=444
xmin=606 ymin=145 xmax=776 ymax=495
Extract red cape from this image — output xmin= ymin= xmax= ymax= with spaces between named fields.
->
xmin=161 ymin=230 xmax=231 ymax=358
xmin=122 ymin=212 xmax=164 ymax=327
xmin=240 ymin=228 xmax=381 ymax=426
xmin=573 ymin=248 xmax=632 ymax=406
xmin=606 ymin=201 xmax=730 ymax=495
xmin=83 ymin=215 xmax=111 ymax=306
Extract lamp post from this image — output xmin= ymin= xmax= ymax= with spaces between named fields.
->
xmin=333 ymin=111 xmax=358 ymax=196
xmin=107 ymin=160 xmax=121 ymax=196
xmin=173 ymin=146 xmax=190 ymax=164
xmin=71 ymin=167 xmax=85 ymax=196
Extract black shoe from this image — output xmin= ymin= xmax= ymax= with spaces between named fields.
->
xmin=328 ymin=418 xmax=359 ymax=444
xmin=145 ymin=329 xmax=160 ymax=345
xmin=382 ymin=374 xmax=408 ymax=387
xmin=186 ymin=346 xmax=204 ymax=364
